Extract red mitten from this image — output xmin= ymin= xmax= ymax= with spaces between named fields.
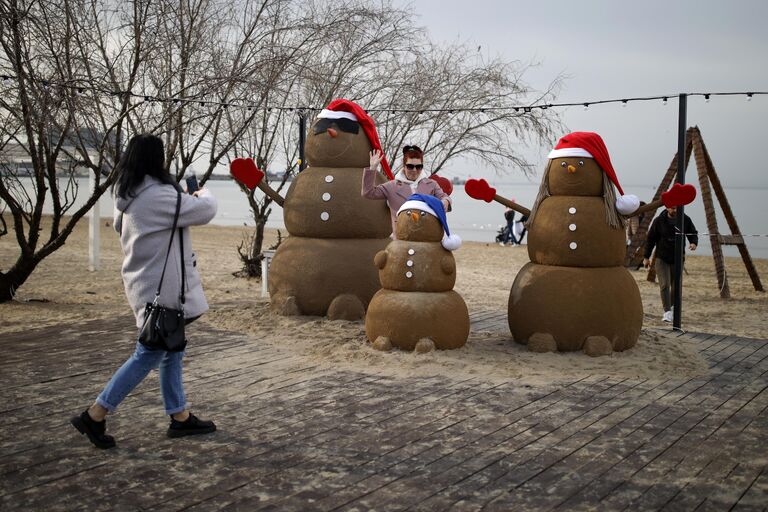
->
xmin=465 ymin=178 xmax=496 ymax=203
xmin=230 ymin=157 xmax=265 ymax=190
xmin=662 ymin=183 xmax=697 ymax=208
xmin=431 ymin=174 xmax=454 ymax=195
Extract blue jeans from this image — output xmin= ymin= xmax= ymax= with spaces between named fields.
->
xmin=96 ymin=341 xmax=186 ymax=415
xmin=504 ymin=220 xmax=518 ymax=244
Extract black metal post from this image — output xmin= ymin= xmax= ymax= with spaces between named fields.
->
xmin=298 ymin=111 xmax=307 ymax=171
xmin=672 ymin=94 xmax=687 ymax=330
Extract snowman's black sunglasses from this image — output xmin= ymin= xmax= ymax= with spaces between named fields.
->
xmin=313 ymin=117 xmax=360 ymax=135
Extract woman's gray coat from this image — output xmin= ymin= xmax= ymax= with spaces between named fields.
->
xmin=114 ymin=176 xmax=217 ymax=327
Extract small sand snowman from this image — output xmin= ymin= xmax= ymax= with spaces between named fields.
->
xmin=365 ymin=194 xmax=469 ymax=352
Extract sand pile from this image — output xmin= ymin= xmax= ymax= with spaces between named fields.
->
xmin=204 ymin=300 xmax=710 ymax=385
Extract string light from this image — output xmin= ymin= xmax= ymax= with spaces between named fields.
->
xmin=0 ymin=74 xmax=763 ymax=113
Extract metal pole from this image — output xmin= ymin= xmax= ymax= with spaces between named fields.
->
xmin=88 ymin=172 xmax=100 ymax=272
xmin=298 ymin=112 xmax=306 ymax=171
xmin=672 ymin=94 xmax=687 ymax=330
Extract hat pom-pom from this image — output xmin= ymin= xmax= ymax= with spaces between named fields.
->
xmin=616 ymin=194 xmax=640 ymax=215
xmin=442 ymin=234 xmax=462 ymax=251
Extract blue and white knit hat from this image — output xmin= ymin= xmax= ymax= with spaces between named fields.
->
xmin=397 ymin=194 xmax=462 ymax=251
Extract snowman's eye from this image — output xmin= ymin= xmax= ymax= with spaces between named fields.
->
xmin=560 ymin=161 xmax=567 ymax=168
xmin=420 ymin=211 xmax=426 ymax=216
xmin=578 ymin=160 xmax=585 ymax=166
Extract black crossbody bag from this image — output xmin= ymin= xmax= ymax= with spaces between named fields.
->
xmin=138 ymin=191 xmax=187 ymax=352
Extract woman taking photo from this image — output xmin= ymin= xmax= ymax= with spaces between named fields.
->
xmin=71 ymin=134 xmax=217 ymax=449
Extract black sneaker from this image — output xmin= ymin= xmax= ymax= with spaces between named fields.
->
xmin=167 ymin=413 xmax=216 ymax=438
xmin=71 ymin=410 xmax=116 ymax=449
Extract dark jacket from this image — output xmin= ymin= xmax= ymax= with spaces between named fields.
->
xmin=644 ymin=210 xmax=699 ymax=264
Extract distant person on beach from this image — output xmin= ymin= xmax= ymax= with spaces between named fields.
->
xmin=643 ymin=205 xmax=698 ymax=323
xmin=515 ymin=214 xmax=529 ymax=244
xmin=362 ymin=145 xmax=451 ymax=237
xmin=70 ymin=134 xmax=218 ymax=449
xmin=501 ymin=206 xmax=518 ymax=246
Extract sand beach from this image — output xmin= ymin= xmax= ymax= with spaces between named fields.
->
xmin=2 ymin=219 xmax=767 ymax=385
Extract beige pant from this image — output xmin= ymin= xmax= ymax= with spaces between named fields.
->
xmin=655 ymin=258 xmax=674 ymax=312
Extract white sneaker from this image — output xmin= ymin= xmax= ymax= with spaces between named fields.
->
xmin=662 ymin=311 xmax=673 ymax=323
xmin=499 ymin=242 xmax=505 ymax=246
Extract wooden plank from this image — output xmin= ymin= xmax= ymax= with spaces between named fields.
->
xmin=2 ymin=318 xmax=768 ymax=512
xmin=719 ymin=234 xmax=745 ymax=245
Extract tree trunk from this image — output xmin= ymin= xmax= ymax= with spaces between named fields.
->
xmin=0 ymin=258 xmax=37 ymax=303
xmin=251 ymin=218 xmax=267 ymax=267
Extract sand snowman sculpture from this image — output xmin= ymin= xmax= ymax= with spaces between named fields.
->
xmin=466 ymin=132 xmax=696 ymax=355
xmin=230 ymin=99 xmax=394 ymax=320
xmin=365 ymin=194 xmax=470 ymax=352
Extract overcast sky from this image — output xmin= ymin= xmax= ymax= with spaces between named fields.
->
xmin=409 ymin=0 xmax=768 ymax=189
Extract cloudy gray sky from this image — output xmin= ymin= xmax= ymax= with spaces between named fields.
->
xmin=410 ymin=0 xmax=768 ymax=189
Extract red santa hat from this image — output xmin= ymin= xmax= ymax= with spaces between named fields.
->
xmin=547 ymin=131 xmax=639 ymax=215
xmin=317 ymin=99 xmax=393 ymax=179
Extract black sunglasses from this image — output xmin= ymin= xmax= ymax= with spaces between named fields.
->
xmin=405 ymin=163 xmax=424 ymax=170
xmin=403 ymin=145 xmax=422 ymax=153
xmin=312 ymin=117 xmax=360 ymax=135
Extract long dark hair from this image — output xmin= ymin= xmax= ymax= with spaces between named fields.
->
xmin=114 ymin=134 xmax=178 ymax=199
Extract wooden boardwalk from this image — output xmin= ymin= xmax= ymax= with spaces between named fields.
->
xmin=1 ymin=311 xmax=767 ymax=511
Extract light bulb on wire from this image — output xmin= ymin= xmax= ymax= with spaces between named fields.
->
xmin=704 ymin=94 xmax=710 ymax=103
xmin=747 ymin=93 xmax=753 ymax=102
xmin=662 ymin=97 xmax=668 ymax=106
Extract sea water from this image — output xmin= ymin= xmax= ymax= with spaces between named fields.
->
xmin=8 ymin=177 xmax=768 ymax=260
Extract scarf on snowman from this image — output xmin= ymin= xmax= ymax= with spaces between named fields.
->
xmin=394 ymin=169 xmax=430 ymax=193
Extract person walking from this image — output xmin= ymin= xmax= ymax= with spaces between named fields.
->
xmin=362 ymin=145 xmax=451 ymax=238
xmin=643 ymin=205 xmax=698 ymax=323
xmin=501 ymin=207 xmax=518 ymax=246
xmin=71 ymin=134 xmax=218 ymax=449
xmin=517 ymin=214 xmax=529 ymax=244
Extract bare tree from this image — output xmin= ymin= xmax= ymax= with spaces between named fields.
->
xmin=0 ymin=0 xmax=150 ymax=302
xmin=229 ymin=0 xmax=423 ymax=277
xmin=1 ymin=0 xmax=564 ymax=295
xmin=228 ymin=0 xmax=563 ymax=277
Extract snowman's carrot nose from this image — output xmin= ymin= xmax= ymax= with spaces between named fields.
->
xmin=327 ymin=128 xmax=338 ymax=138
xmin=410 ymin=211 xmax=420 ymax=222
xmin=567 ymin=164 xmax=576 ymax=173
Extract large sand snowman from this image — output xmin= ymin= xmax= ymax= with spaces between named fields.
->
xmin=232 ymin=99 xmax=394 ymax=320
xmin=466 ymin=132 xmax=696 ymax=355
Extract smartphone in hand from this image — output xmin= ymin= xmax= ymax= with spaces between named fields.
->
xmin=185 ymin=175 xmax=199 ymax=194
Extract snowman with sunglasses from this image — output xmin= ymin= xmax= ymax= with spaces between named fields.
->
xmin=362 ymin=145 xmax=452 ymax=239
